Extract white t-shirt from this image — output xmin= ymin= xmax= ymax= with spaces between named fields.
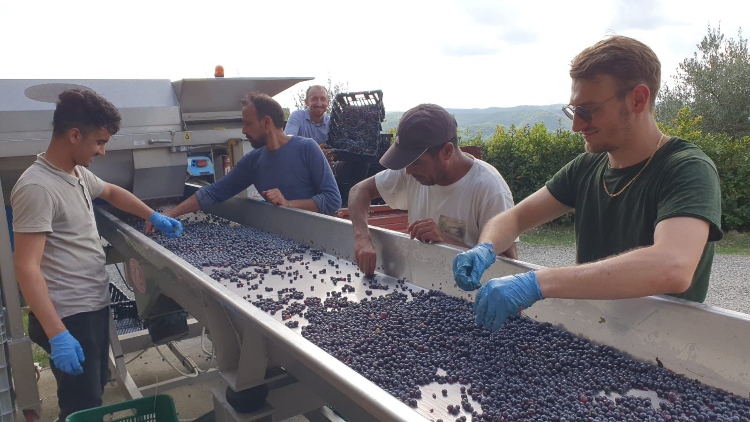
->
xmin=375 ymin=159 xmax=515 ymax=247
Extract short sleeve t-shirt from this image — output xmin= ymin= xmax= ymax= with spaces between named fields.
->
xmin=545 ymin=137 xmax=722 ymax=302
xmin=375 ymin=159 xmax=515 ymax=247
xmin=11 ymin=153 xmax=110 ymax=319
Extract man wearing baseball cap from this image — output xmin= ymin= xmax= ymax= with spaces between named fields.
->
xmin=348 ymin=103 xmax=517 ymax=276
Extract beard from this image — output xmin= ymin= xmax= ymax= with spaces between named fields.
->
xmin=584 ymin=106 xmax=633 ymax=154
xmin=248 ymin=132 xmax=267 ymax=149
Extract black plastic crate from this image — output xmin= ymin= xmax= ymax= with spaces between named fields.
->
xmin=114 ymin=318 xmax=144 ymax=335
xmin=109 ymin=283 xmax=144 ymax=334
xmin=332 ymin=90 xmax=385 ymax=120
xmin=327 ymin=90 xmax=387 ymax=157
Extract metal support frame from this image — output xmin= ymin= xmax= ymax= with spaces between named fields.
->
xmin=0 ymin=179 xmax=41 ymax=420
xmin=108 ymin=315 xmax=142 ymax=400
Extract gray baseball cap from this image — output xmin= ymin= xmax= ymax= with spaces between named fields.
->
xmin=379 ymin=104 xmax=458 ymax=170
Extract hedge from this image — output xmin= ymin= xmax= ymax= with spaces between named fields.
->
xmin=461 ymin=119 xmax=750 ymax=232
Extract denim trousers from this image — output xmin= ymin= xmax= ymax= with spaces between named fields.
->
xmin=28 ymin=306 xmax=110 ymax=421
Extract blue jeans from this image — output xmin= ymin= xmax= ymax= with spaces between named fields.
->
xmin=28 ymin=307 xmax=110 ymax=421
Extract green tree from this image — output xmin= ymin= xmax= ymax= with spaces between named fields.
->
xmin=292 ymin=76 xmax=349 ymax=113
xmin=657 ymin=106 xmax=703 ymax=140
xmin=656 ymin=24 xmax=750 ymax=138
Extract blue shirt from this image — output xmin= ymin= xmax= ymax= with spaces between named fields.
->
xmin=284 ymin=109 xmax=330 ymax=145
xmin=196 ymin=136 xmax=342 ymax=215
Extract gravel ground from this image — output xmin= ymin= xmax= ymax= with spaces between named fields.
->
xmin=517 ymin=243 xmax=750 ymax=315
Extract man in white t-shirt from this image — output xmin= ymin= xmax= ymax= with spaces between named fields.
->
xmin=348 ymin=103 xmax=517 ymax=276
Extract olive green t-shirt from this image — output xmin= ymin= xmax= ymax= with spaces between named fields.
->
xmin=545 ymin=137 xmax=722 ymax=302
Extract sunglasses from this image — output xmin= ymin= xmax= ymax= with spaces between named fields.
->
xmin=562 ymin=86 xmax=636 ymax=123
xmin=561 ymin=95 xmax=618 ymax=123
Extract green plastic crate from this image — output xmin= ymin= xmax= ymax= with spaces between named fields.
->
xmin=66 ymin=395 xmax=178 ymax=422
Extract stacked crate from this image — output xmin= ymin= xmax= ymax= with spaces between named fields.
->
xmin=326 ymin=91 xmax=392 ymax=206
xmin=326 ymin=90 xmax=390 ymax=158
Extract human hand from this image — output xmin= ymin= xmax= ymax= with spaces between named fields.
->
xmin=473 ymin=271 xmax=543 ymax=332
xmin=407 ymin=219 xmax=444 ymax=243
xmin=452 ymin=243 xmax=496 ymax=291
xmin=320 ymin=145 xmax=335 ymax=167
xmin=262 ymin=189 xmax=289 ymax=207
xmin=149 ymin=212 xmax=183 ymax=238
xmin=145 ymin=209 xmax=177 ymax=235
xmin=354 ymin=234 xmax=377 ymax=276
xmin=49 ymin=330 xmax=85 ymax=375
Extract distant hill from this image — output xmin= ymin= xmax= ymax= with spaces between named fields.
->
xmin=382 ymin=105 xmax=573 ymax=139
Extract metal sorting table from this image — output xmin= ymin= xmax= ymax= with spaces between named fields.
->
xmin=95 ymin=196 xmax=750 ymax=422
xmin=146 ymin=221 xmax=483 ymax=420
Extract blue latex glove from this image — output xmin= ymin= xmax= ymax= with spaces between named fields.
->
xmin=452 ymin=243 xmax=496 ymax=291
xmin=149 ymin=212 xmax=184 ymax=238
xmin=49 ymin=330 xmax=85 ymax=375
xmin=474 ymin=271 xmax=544 ymax=332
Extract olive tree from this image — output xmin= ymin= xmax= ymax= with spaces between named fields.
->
xmin=656 ymin=24 xmax=750 ymax=138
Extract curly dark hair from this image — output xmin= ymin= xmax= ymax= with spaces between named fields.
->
xmin=240 ymin=91 xmax=285 ymax=129
xmin=53 ymin=89 xmax=121 ymax=136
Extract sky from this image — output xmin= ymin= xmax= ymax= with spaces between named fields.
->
xmin=0 ymin=0 xmax=747 ymax=112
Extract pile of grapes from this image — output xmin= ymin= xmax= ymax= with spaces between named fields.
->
xmin=327 ymin=104 xmax=386 ymax=156
xmin=127 ymin=213 xmax=750 ymax=421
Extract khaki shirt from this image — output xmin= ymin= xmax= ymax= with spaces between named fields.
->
xmin=11 ymin=153 xmax=109 ymax=319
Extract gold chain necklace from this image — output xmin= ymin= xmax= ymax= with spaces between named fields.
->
xmin=602 ymin=133 xmax=665 ymax=197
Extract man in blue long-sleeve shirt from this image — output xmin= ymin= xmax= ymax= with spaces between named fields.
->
xmin=148 ymin=92 xmax=341 ymax=227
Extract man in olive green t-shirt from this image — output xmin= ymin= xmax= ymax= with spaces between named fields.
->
xmin=451 ymin=35 xmax=722 ymax=332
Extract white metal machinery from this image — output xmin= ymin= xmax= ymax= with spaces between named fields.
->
xmin=0 ymin=76 xmax=311 ymax=420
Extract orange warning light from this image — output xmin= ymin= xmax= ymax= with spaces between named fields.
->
xmin=214 ymin=65 xmax=225 ymax=78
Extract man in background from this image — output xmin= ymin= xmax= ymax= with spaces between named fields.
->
xmin=285 ymin=85 xmax=331 ymax=145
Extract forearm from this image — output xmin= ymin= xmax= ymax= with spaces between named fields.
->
xmin=167 ymin=194 xmax=201 ymax=218
xmin=16 ymin=266 xmax=65 ymax=339
xmin=348 ymin=184 xmax=372 ymax=241
xmin=287 ymin=199 xmax=319 ymax=212
xmin=105 ymin=185 xmax=154 ymax=220
xmin=500 ymin=242 xmax=518 ymax=260
xmin=536 ymin=246 xmax=692 ymax=300
xmin=478 ymin=212 xmax=523 ymax=258
xmin=480 ymin=188 xmax=571 ymax=254
xmin=311 ymin=189 xmax=341 ymax=215
xmin=195 ymin=154 xmax=255 ymax=208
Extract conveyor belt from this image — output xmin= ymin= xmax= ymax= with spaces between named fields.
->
xmin=96 ymin=203 xmax=431 ymax=422
xmin=101 ymin=202 xmax=750 ymax=421
xmin=111 ymin=208 xmax=477 ymax=420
